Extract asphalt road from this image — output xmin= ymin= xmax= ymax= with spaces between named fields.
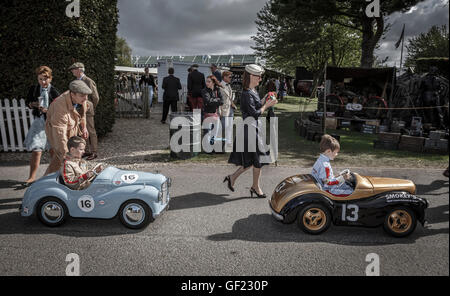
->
xmin=0 ymin=163 xmax=448 ymax=276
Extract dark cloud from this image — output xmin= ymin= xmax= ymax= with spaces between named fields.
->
xmin=376 ymin=0 xmax=449 ymax=66
xmin=117 ymin=0 xmax=449 ymax=62
xmin=117 ymin=0 xmax=267 ymax=56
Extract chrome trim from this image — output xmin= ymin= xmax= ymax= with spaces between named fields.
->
xmin=123 ymin=204 xmax=145 ymax=224
xmin=42 ymin=202 xmax=63 ymax=222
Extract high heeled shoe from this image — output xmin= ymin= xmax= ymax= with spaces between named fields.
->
xmin=250 ymin=187 xmax=266 ymax=198
xmin=223 ymin=175 xmax=235 ymax=192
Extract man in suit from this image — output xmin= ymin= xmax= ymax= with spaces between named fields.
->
xmin=187 ymin=64 xmax=206 ymax=111
xmin=69 ymin=62 xmax=99 ymax=160
xmin=161 ymin=67 xmax=182 ymax=124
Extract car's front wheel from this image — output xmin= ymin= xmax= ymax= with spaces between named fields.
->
xmin=37 ymin=197 xmax=68 ymax=227
xmin=297 ymin=203 xmax=331 ymax=235
xmin=383 ymin=207 xmax=417 ymax=237
xmin=119 ymin=200 xmax=153 ymax=229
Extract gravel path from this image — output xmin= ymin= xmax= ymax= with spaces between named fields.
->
xmin=0 ymin=105 xmax=174 ymax=170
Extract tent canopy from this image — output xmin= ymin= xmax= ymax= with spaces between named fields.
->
xmin=115 ymin=66 xmax=157 ymax=75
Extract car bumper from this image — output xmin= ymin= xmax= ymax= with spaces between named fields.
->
xmin=269 ymin=201 xmax=284 ymax=222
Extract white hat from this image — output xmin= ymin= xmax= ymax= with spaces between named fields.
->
xmin=245 ymin=64 xmax=264 ymax=76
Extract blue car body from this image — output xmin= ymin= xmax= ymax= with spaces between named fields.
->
xmin=20 ymin=166 xmax=171 ymax=222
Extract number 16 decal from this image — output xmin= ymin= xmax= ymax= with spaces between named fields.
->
xmin=342 ymin=204 xmax=359 ymax=222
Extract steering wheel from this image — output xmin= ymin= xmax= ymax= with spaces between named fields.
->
xmin=87 ymin=163 xmax=104 ymax=182
xmin=340 ymin=169 xmax=356 ymax=189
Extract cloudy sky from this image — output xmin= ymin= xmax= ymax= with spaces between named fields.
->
xmin=117 ymin=0 xmax=449 ymax=65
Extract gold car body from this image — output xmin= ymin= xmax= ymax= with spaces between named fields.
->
xmin=270 ymin=173 xmax=416 ymax=214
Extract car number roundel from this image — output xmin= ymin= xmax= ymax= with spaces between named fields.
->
xmin=121 ymin=173 xmax=139 ymax=184
xmin=78 ymin=195 xmax=95 ymax=212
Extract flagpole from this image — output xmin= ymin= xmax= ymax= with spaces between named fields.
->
xmin=399 ymin=24 xmax=405 ymax=73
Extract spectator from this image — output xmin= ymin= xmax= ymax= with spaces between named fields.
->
xmin=275 ymin=77 xmax=280 ymax=94
xmin=161 ymin=67 xmax=182 ymax=124
xmin=130 ymin=73 xmax=137 ymax=93
xmin=139 ymin=67 xmax=156 ymax=109
xmin=44 ymin=80 xmax=91 ymax=175
xmin=219 ymin=71 xmax=236 ymax=144
xmin=202 ymin=75 xmax=224 ymax=147
xmin=23 ymin=66 xmax=60 ymax=186
xmin=225 ymin=64 xmax=278 ymax=198
xmin=278 ymin=77 xmax=287 ymax=102
xmin=69 ymin=62 xmax=99 ymax=160
xmin=188 ymin=64 xmax=206 ymax=111
xmin=211 ymin=63 xmax=222 ymax=82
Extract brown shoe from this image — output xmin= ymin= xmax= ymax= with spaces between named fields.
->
xmin=444 ymin=168 xmax=449 ymax=178
xmin=86 ymin=153 xmax=97 ymax=161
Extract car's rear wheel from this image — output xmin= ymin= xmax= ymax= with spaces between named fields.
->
xmin=383 ymin=207 xmax=417 ymax=237
xmin=37 ymin=197 xmax=68 ymax=227
xmin=297 ymin=204 xmax=331 ymax=235
xmin=119 ymin=200 xmax=153 ymax=229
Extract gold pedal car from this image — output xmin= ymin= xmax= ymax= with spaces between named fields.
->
xmin=269 ymin=172 xmax=428 ymax=237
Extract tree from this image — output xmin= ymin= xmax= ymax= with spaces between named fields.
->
xmin=252 ymin=2 xmax=362 ymax=81
xmin=115 ymin=35 xmax=133 ymax=67
xmin=254 ymin=0 xmax=424 ymax=68
xmin=405 ymin=25 xmax=449 ymax=67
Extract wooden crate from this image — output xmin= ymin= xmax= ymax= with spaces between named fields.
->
xmin=400 ymin=135 xmax=426 ymax=146
xmin=398 ymin=135 xmax=425 ymax=153
xmin=378 ymin=132 xmax=401 ymax=143
xmin=374 ymin=140 xmax=398 ymax=150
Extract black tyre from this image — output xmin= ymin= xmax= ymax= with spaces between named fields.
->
xmin=119 ymin=199 xmax=153 ymax=229
xmin=297 ymin=203 xmax=332 ymax=235
xmin=383 ymin=207 xmax=417 ymax=238
xmin=37 ymin=197 xmax=68 ymax=227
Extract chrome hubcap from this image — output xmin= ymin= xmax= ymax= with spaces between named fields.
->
xmin=42 ymin=202 xmax=63 ymax=223
xmin=123 ymin=204 xmax=145 ymax=225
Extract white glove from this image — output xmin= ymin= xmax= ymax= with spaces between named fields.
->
xmin=339 ymin=169 xmax=350 ymax=176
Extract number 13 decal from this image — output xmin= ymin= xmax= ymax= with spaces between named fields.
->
xmin=342 ymin=204 xmax=359 ymax=222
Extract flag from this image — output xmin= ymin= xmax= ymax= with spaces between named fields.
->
xmin=395 ymin=24 xmax=405 ymax=49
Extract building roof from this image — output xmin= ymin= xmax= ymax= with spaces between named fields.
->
xmin=133 ymin=54 xmax=259 ymax=68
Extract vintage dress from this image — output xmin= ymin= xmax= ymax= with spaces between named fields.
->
xmin=311 ymin=154 xmax=354 ymax=196
xmin=228 ymin=89 xmax=271 ymax=169
xmin=24 ymin=84 xmax=60 ymax=151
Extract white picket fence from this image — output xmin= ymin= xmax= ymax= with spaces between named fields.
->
xmin=0 ymin=98 xmax=34 ymax=152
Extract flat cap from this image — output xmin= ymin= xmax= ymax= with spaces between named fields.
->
xmin=68 ymin=62 xmax=85 ymax=70
xmin=69 ymin=80 xmax=92 ymax=95
xmin=245 ymin=64 xmax=264 ymax=76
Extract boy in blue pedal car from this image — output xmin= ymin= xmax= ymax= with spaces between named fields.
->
xmin=60 ymin=136 xmax=104 ymax=190
xmin=311 ymin=134 xmax=354 ymax=196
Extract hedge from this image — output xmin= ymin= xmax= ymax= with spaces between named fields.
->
xmin=0 ymin=0 xmax=119 ymax=137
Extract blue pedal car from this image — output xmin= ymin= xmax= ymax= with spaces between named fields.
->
xmin=20 ymin=166 xmax=171 ymax=229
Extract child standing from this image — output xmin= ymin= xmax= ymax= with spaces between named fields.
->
xmin=311 ymin=134 xmax=354 ymax=196
xmin=60 ymin=136 xmax=103 ymax=190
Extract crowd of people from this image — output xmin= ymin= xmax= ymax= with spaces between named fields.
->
xmin=24 ymin=63 xmax=100 ymax=186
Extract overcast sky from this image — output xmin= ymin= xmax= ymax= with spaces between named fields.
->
xmin=117 ymin=0 xmax=449 ymax=65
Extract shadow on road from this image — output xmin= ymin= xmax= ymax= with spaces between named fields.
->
xmin=416 ymin=179 xmax=449 ymax=196
xmin=0 ymin=180 xmax=28 ymax=191
xmin=169 ymin=192 xmax=250 ymax=211
xmin=207 ymin=211 xmax=449 ymax=246
xmin=0 ymin=210 xmax=147 ymax=237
